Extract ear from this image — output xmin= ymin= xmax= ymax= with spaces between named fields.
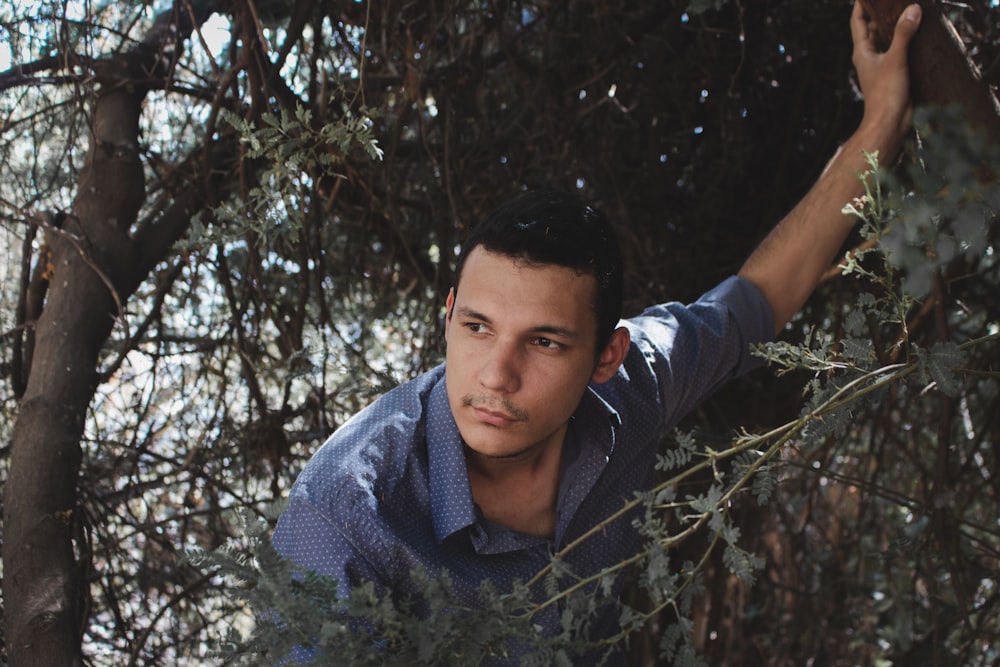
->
xmin=444 ymin=288 xmax=456 ymax=342
xmin=591 ymin=327 xmax=630 ymax=384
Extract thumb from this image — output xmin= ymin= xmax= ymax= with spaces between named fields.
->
xmin=890 ymin=3 xmax=923 ymax=51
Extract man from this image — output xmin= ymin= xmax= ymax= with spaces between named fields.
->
xmin=272 ymin=3 xmax=923 ymax=663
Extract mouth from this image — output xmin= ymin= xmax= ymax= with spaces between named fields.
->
xmin=472 ymin=406 xmax=521 ymax=427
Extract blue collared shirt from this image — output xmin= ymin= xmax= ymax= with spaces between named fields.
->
xmin=272 ymin=276 xmax=773 ymax=663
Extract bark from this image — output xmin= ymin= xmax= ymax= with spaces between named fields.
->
xmin=1 ymin=2 xmax=216 ymax=664
xmin=860 ymin=0 xmax=1000 ymax=143
xmin=4 ymin=72 xmax=142 ymax=667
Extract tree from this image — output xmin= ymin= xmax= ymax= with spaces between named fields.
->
xmin=3 ymin=2 xmax=222 ymax=664
xmin=1 ymin=0 xmax=997 ymax=664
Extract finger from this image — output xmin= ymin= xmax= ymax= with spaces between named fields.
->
xmin=888 ymin=4 xmax=922 ymax=54
xmin=849 ymin=1 xmax=872 ymax=50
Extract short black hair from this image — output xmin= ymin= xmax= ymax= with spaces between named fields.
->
xmin=453 ymin=189 xmax=623 ymax=351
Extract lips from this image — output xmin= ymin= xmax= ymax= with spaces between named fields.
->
xmin=472 ymin=406 xmax=520 ymax=427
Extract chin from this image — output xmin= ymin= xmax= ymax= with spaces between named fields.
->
xmin=463 ymin=433 xmax=541 ymax=461
xmin=471 ymin=445 xmax=532 ymax=460
xmin=462 ymin=435 xmax=514 ymax=457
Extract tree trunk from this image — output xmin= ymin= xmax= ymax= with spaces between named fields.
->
xmin=860 ymin=0 xmax=1000 ymax=143
xmin=4 ymin=75 xmax=144 ymax=667
xmin=2 ymin=3 xmax=216 ymax=663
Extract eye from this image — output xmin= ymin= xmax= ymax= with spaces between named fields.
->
xmin=532 ymin=337 xmax=563 ymax=350
xmin=464 ymin=322 xmax=488 ymax=335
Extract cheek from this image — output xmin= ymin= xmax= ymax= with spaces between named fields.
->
xmin=533 ymin=364 xmax=593 ymax=412
xmin=444 ymin=341 xmax=473 ymax=379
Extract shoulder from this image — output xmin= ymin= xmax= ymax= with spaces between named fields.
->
xmin=288 ymin=365 xmax=444 ymax=517
xmin=621 ymin=276 xmax=773 ymax=367
xmin=597 ymin=276 xmax=774 ymax=423
xmin=627 ymin=276 xmax=772 ymax=345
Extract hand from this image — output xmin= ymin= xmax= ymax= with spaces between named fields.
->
xmin=850 ymin=1 xmax=922 ymax=148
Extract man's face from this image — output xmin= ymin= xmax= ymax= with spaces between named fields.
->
xmin=445 ymin=247 xmax=613 ymax=460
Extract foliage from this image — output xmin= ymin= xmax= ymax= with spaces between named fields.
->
xmin=1 ymin=0 xmax=998 ymax=665
xmin=739 ymin=105 xmax=1000 ymax=665
xmin=212 ymin=104 xmax=384 ymax=246
xmin=189 ymin=511 xmax=546 ymax=666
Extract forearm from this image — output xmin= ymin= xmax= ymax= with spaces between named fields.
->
xmin=738 ymin=122 xmax=903 ymax=333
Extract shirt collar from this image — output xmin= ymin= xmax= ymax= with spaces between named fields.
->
xmin=553 ymin=385 xmax=621 ymax=545
xmin=426 ymin=376 xmax=478 ymax=543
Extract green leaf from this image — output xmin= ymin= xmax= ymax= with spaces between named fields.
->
xmin=915 ymin=341 xmax=966 ymax=397
xmin=752 ymin=468 xmax=775 ymax=506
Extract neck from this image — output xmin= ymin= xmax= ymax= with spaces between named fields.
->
xmin=464 ymin=431 xmax=566 ymax=539
xmin=464 ymin=439 xmax=555 ymax=480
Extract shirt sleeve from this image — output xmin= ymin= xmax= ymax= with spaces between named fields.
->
xmin=622 ymin=275 xmax=774 ymax=429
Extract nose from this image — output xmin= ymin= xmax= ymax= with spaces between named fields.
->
xmin=477 ymin=340 xmax=521 ymax=394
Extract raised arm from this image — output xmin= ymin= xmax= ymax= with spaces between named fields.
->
xmin=738 ymin=2 xmax=923 ymax=334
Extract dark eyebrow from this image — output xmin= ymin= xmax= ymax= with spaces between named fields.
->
xmin=455 ymin=305 xmax=491 ymax=323
xmin=530 ymin=324 xmax=580 ymax=340
xmin=454 ymin=305 xmax=580 ymax=340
